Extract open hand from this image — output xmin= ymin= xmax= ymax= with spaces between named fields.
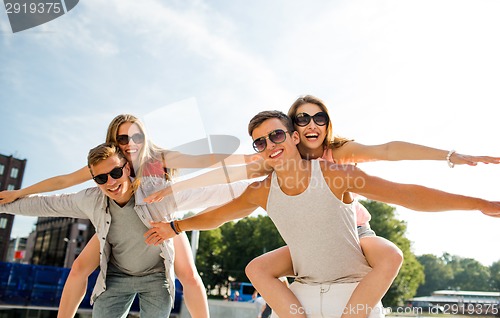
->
xmin=144 ymin=221 xmax=177 ymax=245
xmin=479 ymin=201 xmax=500 ymax=217
xmin=452 ymin=153 xmax=500 ymax=166
xmin=0 ymin=190 xmax=21 ymax=205
xmin=143 ymin=186 xmax=173 ymax=203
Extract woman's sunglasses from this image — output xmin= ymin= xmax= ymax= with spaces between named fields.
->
xmin=293 ymin=112 xmax=329 ymax=127
xmin=92 ymin=162 xmax=127 ymax=185
xmin=116 ymin=133 xmax=145 ymax=145
xmin=252 ymin=129 xmax=288 ymax=153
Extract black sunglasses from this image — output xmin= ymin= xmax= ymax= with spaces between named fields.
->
xmin=92 ymin=162 xmax=128 ymax=185
xmin=293 ymin=112 xmax=329 ymax=127
xmin=252 ymin=129 xmax=288 ymax=153
xmin=116 ymin=133 xmax=145 ymax=145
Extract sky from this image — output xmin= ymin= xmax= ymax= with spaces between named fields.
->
xmin=1 ymin=0 xmax=500 ymax=266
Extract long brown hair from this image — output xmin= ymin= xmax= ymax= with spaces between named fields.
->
xmin=106 ymin=114 xmax=175 ymax=188
xmin=288 ymin=95 xmax=352 ymax=149
xmin=87 ymin=143 xmax=125 ymax=169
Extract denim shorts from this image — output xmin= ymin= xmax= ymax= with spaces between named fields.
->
xmin=358 ymin=223 xmax=376 ymax=239
xmin=92 ymin=266 xmax=171 ymax=318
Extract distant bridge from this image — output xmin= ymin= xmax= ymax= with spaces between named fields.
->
xmin=408 ymin=290 xmax=500 ymax=316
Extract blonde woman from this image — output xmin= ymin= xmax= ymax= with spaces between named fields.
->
xmin=0 ymin=114 xmax=253 ymax=318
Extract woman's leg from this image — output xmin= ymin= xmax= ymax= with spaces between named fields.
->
xmin=246 ymin=246 xmax=306 ymax=318
xmin=173 ymin=233 xmax=209 ymax=318
xmin=340 ymin=236 xmax=403 ymax=318
xmin=57 ymin=234 xmax=100 ymax=318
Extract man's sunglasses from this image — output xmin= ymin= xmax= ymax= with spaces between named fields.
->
xmin=92 ymin=162 xmax=127 ymax=185
xmin=116 ymin=133 xmax=145 ymax=145
xmin=293 ymin=112 xmax=329 ymax=127
xmin=252 ymin=129 xmax=288 ymax=153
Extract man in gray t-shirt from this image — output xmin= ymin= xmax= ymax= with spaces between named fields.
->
xmin=1 ymin=143 xmax=172 ymax=317
xmin=107 ymin=197 xmax=164 ymax=276
xmin=0 ymin=142 xmax=247 ymax=317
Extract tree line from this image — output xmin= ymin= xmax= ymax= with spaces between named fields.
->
xmin=186 ymin=200 xmax=500 ymax=306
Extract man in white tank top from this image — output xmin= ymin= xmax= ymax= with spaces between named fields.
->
xmin=146 ymin=111 xmax=500 ymax=318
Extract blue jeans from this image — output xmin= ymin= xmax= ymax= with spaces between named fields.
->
xmin=92 ymin=267 xmax=172 ymax=318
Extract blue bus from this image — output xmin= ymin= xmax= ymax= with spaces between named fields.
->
xmin=229 ymin=282 xmax=255 ymax=302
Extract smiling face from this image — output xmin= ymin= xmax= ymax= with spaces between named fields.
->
xmin=294 ymin=103 xmax=328 ymax=152
xmin=251 ymin=118 xmax=300 ymax=169
xmin=117 ymin=122 xmax=144 ymax=164
xmin=90 ymin=154 xmax=133 ymax=206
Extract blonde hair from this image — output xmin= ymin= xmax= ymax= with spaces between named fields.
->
xmin=288 ymin=95 xmax=352 ymax=149
xmin=87 ymin=143 xmax=125 ymax=169
xmin=105 ymin=114 xmax=175 ymax=187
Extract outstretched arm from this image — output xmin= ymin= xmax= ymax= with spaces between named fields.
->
xmin=144 ymin=159 xmax=270 ymax=203
xmin=144 ymin=182 xmax=264 ymax=244
xmin=0 ymin=188 xmax=95 ymax=219
xmin=334 ymin=141 xmax=500 ymax=166
xmin=163 ymin=150 xmax=260 ymax=169
xmin=0 ymin=166 xmax=91 ymax=204
xmin=343 ymin=166 xmax=500 ymax=217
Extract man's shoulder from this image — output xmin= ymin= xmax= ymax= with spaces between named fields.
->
xmin=243 ymin=177 xmax=270 ymax=203
xmin=76 ymin=187 xmax=106 ymax=204
xmin=247 ymin=176 xmax=271 ymax=191
xmin=79 ymin=186 xmax=103 ymax=196
xmin=319 ymin=160 xmax=357 ymax=176
xmin=318 ymin=161 xmax=366 ymax=194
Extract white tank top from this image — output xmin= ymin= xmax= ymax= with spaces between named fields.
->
xmin=266 ymin=160 xmax=371 ymax=284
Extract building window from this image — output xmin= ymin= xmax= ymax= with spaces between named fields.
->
xmin=0 ymin=218 xmax=7 ymax=229
xmin=0 ymin=164 xmax=4 ymax=175
xmin=7 ymin=184 xmax=15 ymax=190
xmin=10 ymin=168 xmax=19 ymax=179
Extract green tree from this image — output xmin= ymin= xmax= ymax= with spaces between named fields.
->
xmin=188 ymin=228 xmax=227 ymax=294
xmin=489 ymin=260 xmax=500 ymax=291
xmin=448 ymin=256 xmax=490 ymax=291
xmin=361 ymin=200 xmax=425 ymax=306
xmin=219 ymin=215 xmax=285 ymax=283
xmin=417 ymin=253 xmax=495 ymax=295
xmin=190 ymin=214 xmax=285 ymax=294
xmin=416 ymin=254 xmax=453 ymax=296
xmin=252 ymin=215 xmax=286 ymax=256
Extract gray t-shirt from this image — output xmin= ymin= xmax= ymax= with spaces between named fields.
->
xmin=108 ymin=197 xmax=164 ymax=276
